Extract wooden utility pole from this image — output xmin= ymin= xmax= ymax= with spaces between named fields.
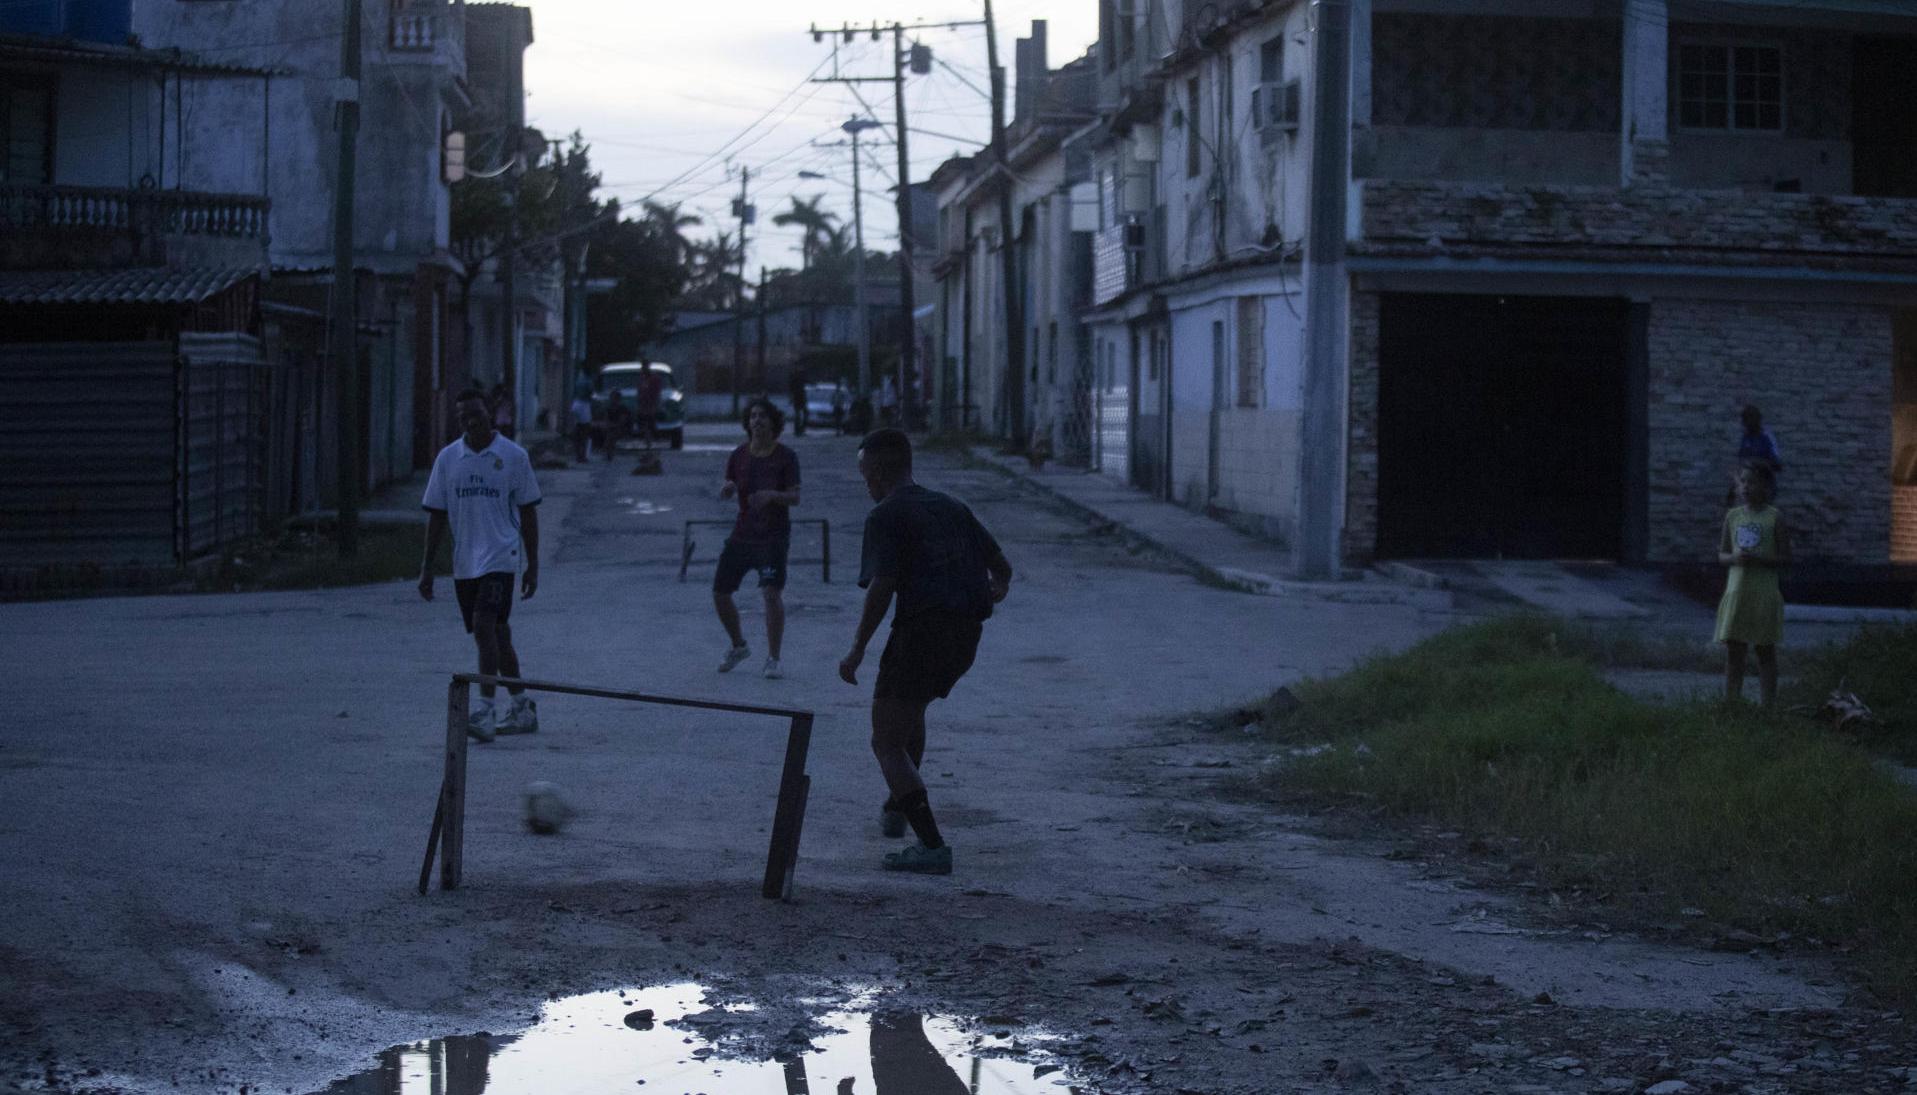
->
xmin=332 ymin=0 xmax=362 ymax=557
xmin=891 ymin=23 xmax=917 ymax=427
xmin=984 ymin=0 xmax=1025 ymax=448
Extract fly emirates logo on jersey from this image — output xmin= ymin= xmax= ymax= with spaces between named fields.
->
xmin=455 ymin=473 xmax=502 ymax=500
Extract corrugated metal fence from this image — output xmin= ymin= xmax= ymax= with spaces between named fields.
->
xmin=0 ymin=336 xmax=267 ymax=568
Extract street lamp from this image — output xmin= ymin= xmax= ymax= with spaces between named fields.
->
xmin=840 ymin=116 xmax=882 ymax=402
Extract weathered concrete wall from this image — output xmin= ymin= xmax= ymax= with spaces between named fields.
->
xmin=1646 ymin=298 xmax=1891 ymax=564
xmin=1367 ymin=127 xmax=1617 ymax=187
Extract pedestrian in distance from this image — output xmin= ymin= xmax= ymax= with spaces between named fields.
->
xmin=635 ymin=365 xmax=663 ymax=448
xmin=1716 ymin=461 xmax=1789 ymax=707
xmin=488 ymin=382 xmax=516 ymax=440
xmin=604 ymin=390 xmax=630 ymax=462
xmin=419 ymin=388 xmax=543 ymax=741
xmin=878 ymin=373 xmax=899 ymax=426
xmin=563 ymin=387 xmax=586 ymax=464
xmin=1738 ymin=404 xmax=1784 ymax=475
xmin=714 ymin=397 xmax=803 ymax=679
xmin=788 ymin=363 xmax=809 ymax=437
xmin=839 ymin=428 xmax=1012 ymax=875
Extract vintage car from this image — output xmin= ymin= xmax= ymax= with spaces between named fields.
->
xmin=592 ymin=362 xmax=685 ymax=449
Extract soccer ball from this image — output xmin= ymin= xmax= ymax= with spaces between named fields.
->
xmin=523 ymin=780 xmax=574 ymax=835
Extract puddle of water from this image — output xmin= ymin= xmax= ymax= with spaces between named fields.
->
xmin=315 ymin=982 xmax=1077 ymax=1094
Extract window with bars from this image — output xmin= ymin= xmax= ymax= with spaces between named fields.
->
xmin=1235 ymin=297 xmax=1263 ymax=408
xmin=1678 ymin=42 xmax=1783 ymax=131
xmin=1 ymin=77 xmax=54 ymax=184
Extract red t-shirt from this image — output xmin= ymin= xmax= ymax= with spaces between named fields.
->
xmin=725 ymin=442 xmax=800 ymax=543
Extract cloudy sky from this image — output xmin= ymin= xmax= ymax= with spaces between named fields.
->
xmin=521 ymin=1 xmax=1096 ymax=272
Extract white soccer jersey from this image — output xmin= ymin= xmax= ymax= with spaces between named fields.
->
xmin=421 ymin=434 xmax=542 ymax=579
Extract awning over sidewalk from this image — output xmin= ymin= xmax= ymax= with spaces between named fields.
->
xmin=0 ymin=267 xmax=256 ymax=306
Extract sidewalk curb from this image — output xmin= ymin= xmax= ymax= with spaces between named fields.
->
xmin=964 ymin=446 xmax=1448 ymax=609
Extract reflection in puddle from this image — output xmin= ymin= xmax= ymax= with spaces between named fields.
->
xmin=315 ymin=983 xmax=1075 ymax=1094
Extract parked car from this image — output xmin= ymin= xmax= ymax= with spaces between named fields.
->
xmin=593 ymin=362 xmax=684 ymax=449
xmin=804 ymin=382 xmax=850 ymax=432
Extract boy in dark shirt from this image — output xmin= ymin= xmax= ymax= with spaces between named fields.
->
xmin=715 ymin=398 xmax=802 ymax=678
xmin=838 ymin=428 xmax=1012 ymax=874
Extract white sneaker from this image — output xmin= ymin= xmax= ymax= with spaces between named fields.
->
xmin=762 ymin=657 xmax=783 ymax=679
xmin=499 ymin=694 xmax=538 ymax=735
xmin=717 ymin=644 xmax=751 ymax=673
xmin=467 ymin=701 xmax=496 ymax=743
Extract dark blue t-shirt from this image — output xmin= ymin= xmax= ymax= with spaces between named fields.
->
xmin=858 ymin=484 xmax=1003 ymax=624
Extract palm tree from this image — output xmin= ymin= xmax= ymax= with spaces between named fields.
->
xmin=771 ymin=194 xmax=839 ymax=272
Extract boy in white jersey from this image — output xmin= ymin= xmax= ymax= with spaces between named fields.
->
xmin=419 ymin=388 xmax=543 ymax=741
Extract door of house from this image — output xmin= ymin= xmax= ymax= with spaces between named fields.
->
xmin=1377 ymin=293 xmax=1630 ymax=559
xmin=1208 ymin=318 xmax=1226 ymax=502
xmin=1854 ymin=38 xmax=1917 ymax=199
xmin=1131 ymin=326 xmax=1169 ymax=498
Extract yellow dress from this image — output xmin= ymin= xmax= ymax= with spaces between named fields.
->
xmin=1713 ymin=505 xmax=1784 ymax=646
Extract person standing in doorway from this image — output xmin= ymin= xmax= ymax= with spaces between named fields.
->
xmin=1716 ymin=462 xmax=1789 ymax=707
xmin=714 ymin=398 xmax=802 ymax=679
xmin=839 ymin=428 xmax=1012 ymax=874
xmin=419 ymin=388 xmax=543 ymax=741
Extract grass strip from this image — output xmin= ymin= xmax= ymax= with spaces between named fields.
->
xmin=1249 ymin=615 xmax=1917 ymax=1002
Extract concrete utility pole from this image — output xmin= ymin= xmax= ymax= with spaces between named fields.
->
xmin=501 ymin=150 xmax=520 ymax=396
xmin=806 ymin=19 xmax=981 ymax=427
xmin=331 ymin=0 xmax=361 ymax=558
xmin=1298 ymin=0 xmax=1351 ymax=579
xmin=843 ymin=118 xmax=880 ymax=401
xmin=730 ymin=166 xmax=751 ymax=416
xmin=984 ymin=0 xmax=1026 ymax=448
xmin=755 ymin=265 xmax=768 ymax=392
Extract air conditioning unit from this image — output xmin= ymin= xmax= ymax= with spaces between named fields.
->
xmin=1254 ymin=79 xmax=1302 ymax=133
xmin=1122 ymin=219 xmax=1148 ymax=251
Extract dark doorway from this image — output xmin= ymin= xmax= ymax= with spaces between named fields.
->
xmin=1377 ymin=293 xmax=1629 ymax=559
xmin=1854 ymin=37 xmax=1917 ymax=199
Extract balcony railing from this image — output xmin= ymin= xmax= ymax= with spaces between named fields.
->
xmin=0 ymin=183 xmax=268 ymax=239
xmin=390 ymin=11 xmax=436 ymax=51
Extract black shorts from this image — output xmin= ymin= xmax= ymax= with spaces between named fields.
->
xmin=874 ymin=611 xmax=983 ymax=704
xmin=714 ymin=535 xmax=790 ymax=594
xmin=455 ymin=572 xmax=515 ymax=633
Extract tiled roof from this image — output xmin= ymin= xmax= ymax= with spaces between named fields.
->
xmin=0 ymin=35 xmax=278 ymax=77
xmin=0 ymin=267 xmax=256 ymax=306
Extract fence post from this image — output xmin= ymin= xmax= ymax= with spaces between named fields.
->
xmin=441 ymin=676 xmax=470 ymax=889
xmin=761 ymin=713 xmax=814 ymax=900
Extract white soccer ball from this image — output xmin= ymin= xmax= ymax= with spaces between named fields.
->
xmin=523 ymin=780 xmax=574 ymax=835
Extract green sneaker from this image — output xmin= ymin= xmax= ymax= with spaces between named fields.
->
xmin=881 ymin=842 xmax=952 ymax=875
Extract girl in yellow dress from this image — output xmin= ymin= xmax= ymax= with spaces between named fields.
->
xmin=1715 ymin=463 xmax=1790 ymax=706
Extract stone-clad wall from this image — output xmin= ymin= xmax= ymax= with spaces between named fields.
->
xmin=1647 ymin=298 xmax=1891 ymax=564
xmin=1343 ymin=290 xmax=1381 ymax=564
xmin=1361 ymin=181 xmax=1917 ymax=258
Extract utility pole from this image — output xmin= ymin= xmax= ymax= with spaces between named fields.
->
xmin=730 ymin=166 xmax=751 ymax=416
xmin=807 ymin=19 xmax=980 ymax=427
xmin=844 ymin=119 xmax=877 ymax=400
xmin=755 ymin=265 xmax=768 ymax=393
xmin=1298 ymin=0 xmax=1352 ymax=578
xmin=984 ymin=0 xmax=1026 ymax=448
xmin=501 ymin=152 xmax=520 ymax=397
xmin=891 ymin=23 xmax=917 ymax=428
xmin=331 ymin=0 xmax=361 ymax=557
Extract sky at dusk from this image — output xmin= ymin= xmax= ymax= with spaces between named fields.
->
xmin=520 ymin=1 xmax=1097 ymax=273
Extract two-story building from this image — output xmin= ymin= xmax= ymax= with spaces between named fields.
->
xmin=132 ymin=0 xmax=471 ymax=494
xmin=1068 ymin=0 xmax=1917 ymax=573
xmin=930 ymin=22 xmax=1097 ymax=459
xmin=0 ymin=9 xmax=277 ymax=572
